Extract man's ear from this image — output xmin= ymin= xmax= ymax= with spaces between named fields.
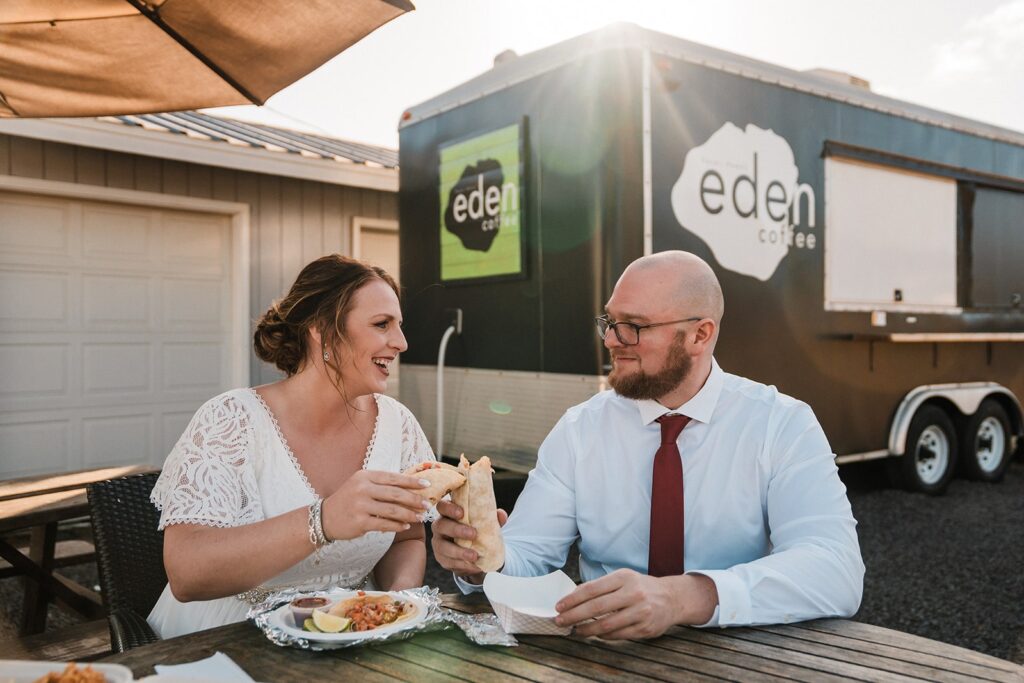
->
xmin=692 ymin=319 xmax=716 ymax=349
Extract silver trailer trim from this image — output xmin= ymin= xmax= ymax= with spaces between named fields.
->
xmin=887 ymin=333 xmax=1024 ymax=343
xmin=834 ymin=450 xmax=890 ymax=465
xmin=641 ymin=47 xmax=653 ymax=257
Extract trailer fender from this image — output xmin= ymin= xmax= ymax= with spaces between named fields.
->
xmin=889 ymin=383 xmax=1023 ymax=456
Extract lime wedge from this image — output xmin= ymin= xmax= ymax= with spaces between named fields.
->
xmin=312 ymin=608 xmax=352 ymax=633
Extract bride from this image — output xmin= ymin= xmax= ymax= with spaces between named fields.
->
xmin=148 ymin=254 xmax=435 ymax=638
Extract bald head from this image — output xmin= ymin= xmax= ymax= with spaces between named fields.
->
xmin=618 ymin=251 xmax=724 ymax=325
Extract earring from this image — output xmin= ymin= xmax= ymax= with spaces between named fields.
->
xmin=323 ymin=350 xmax=330 ymax=361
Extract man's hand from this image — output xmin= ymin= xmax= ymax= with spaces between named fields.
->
xmin=554 ymin=569 xmax=718 ymax=640
xmin=430 ymin=500 xmax=508 ymax=584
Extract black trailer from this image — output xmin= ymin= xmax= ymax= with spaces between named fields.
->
xmin=397 ymin=24 xmax=1024 ymax=494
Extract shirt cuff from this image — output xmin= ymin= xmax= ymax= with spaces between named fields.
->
xmin=686 ymin=569 xmax=750 ymax=627
xmin=453 ymin=572 xmax=484 ymax=594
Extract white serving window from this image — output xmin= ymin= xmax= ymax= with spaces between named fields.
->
xmin=824 ymin=157 xmax=959 ymax=313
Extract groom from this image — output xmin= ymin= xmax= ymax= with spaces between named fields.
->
xmin=431 ymin=251 xmax=864 ymax=639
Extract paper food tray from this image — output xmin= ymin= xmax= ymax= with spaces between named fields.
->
xmin=483 ymin=570 xmax=577 ymax=635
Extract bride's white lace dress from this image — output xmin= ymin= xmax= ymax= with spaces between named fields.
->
xmin=147 ymin=388 xmax=434 ymax=639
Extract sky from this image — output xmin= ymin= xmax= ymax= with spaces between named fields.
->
xmin=206 ymin=0 xmax=1024 ymax=150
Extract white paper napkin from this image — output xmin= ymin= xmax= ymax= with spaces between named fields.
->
xmin=149 ymin=652 xmax=254 ymax=682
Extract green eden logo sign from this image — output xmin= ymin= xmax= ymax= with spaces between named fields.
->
xmin=439 ymin=123 xmax=523 ymax=282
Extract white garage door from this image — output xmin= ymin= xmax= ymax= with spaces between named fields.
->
xmin=0 ymin=190 xmax=236 ymax=478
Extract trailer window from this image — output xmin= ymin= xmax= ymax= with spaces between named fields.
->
xmin=969 ymin=187 xmax=1024 ymax=309
xmin=824 ymin=157 xmax=958 ymax=313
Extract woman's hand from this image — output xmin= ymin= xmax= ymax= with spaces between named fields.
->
xmin=322 ymin=470 xmax=431 ymax=541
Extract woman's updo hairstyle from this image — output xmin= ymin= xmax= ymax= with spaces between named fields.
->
xmin=253 ymin=254 xmax=399 ymax=376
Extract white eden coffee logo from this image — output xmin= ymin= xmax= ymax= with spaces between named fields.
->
xmin=671 ymin=123 xmax=816 ymax=281
xmin=450 ymin=175 xmax=519 ymax=232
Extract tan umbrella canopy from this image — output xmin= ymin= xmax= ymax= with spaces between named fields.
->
xmin=0 ymin=0 xmax=414 ymax=118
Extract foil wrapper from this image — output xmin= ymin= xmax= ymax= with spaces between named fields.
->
xmin=442 ymin=610 xmax=518 ymax=647
xmin=248 ymin=586 xmax=517 ymax=650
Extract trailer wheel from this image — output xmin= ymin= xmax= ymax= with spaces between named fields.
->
xmin=899 ymin=405 xmax=957 ymax=495
xmin=960 ymin=399 xmax=1012 ymax=483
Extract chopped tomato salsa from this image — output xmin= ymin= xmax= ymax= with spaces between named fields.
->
xmin=338 ymin=596 xmax=412 ymax=632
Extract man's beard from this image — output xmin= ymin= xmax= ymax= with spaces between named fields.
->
xmin=608 ymin=332 xmax=692 ymax=400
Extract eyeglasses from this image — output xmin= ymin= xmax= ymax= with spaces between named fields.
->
xmin=594 ymin=315 xmax=703 ymax=346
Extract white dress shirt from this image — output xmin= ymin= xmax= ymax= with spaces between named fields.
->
xmin=458 ymin=358 xmax=864 ymax=627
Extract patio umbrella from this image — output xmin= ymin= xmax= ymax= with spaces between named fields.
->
xmin=0 ymin=0 xmax=414 ymax=118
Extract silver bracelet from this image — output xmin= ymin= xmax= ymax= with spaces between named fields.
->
xmin=313 ymin=497 xmax=329 ymax=546
xmin=307 ymin=498 xmax=328 ymax=565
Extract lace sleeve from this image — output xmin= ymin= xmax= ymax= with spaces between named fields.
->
xmin=150 ymin=392 xmax=262 ymax=530
xmin=395 ymin=401 xmax=436 ymax=472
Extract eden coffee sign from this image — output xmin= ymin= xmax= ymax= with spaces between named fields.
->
xmin=671 ymin=123 xmax=816 ymax=281
xmin=439 ymin=122 xmax=524 ymax=282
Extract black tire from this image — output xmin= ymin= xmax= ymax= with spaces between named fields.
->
xmin=960 ymin=399 xmax=1013 ymax=483
xmin=898 ymin=405 xmax=957 ymax=495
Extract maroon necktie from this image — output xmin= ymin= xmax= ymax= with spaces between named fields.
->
xmin=649 ymin=414 xmax=690 ymax=577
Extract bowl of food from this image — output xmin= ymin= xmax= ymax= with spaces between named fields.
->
xmin=269 ymin=589 xmax=426 ymax=642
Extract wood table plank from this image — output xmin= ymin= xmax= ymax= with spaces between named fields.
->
xmin=717 ymin=627 xmax=1008 ymax=683
xmin=0 ymin=466 xmax=157 ymax=503
xmin=0 ymin=491 xmax=88 ymax=535
xmin=581 ymin=636 xmax=795 ymax=682
xmin=522 ymin=634 xmax=724 ymax=682
xmin=436 ymin=630 xmax=654 ymax=683
xmin=344 ymin=644 xmax=472 ymax=682
xmin=424 ymin=631 xmax=596 ymax=682
xmin=666 ymin=628 xmax=925 ymax=683
xmin=385 ymin=636 xmax=536 ymax=682
xmin=654 ymin=628 xmax=858 ymax=683
xmin=793 ymin=619 xmax=1024 ymax=674
xmin=0 ymin=618 xmax=110 ymax=662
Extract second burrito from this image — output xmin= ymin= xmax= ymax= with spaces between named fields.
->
xmin=450 ymin=454 xmax=505 ymax=573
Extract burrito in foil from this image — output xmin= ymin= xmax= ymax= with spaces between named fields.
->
xmin=451 ymin=454 xmax=505 ymax=573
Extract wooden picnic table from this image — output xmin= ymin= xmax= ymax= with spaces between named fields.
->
xmin=101 ymin=595 xmax=1024 ymax=682
xmin=0 ymin=465 xmax=157 ymax=634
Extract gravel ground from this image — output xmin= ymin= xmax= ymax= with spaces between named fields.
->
xmin=3 ymin=461 xmax=1022 ymax=665
xmin=843 ymin=457 xmax=1024 ymax=663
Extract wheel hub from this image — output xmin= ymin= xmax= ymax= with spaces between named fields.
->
xmin=915 ymin=425 xmax=949 ymax=485
xmin=974 ymin=416 xmax=1006 ymax=473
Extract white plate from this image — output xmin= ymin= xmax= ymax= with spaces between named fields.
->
xmin=0 ymin=660 xmax=133 ymax=683
xmin=268 ymin=590 xmax=428 ymax=642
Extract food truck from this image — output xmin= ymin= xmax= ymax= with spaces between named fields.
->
xmin=396 ymin=24 xmax=1024 ymax=494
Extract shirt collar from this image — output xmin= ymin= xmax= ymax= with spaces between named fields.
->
xmin=634 ymin=357 xmax=724 ymax=426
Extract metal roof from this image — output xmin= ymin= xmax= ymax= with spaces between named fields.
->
xmin=401 ymin=23 xmax=1024 ymax=149
xmin=99 ymin=110 xmax=398 ymax=169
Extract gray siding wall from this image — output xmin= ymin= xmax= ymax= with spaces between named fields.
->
xmin=0 ymin=133 xmax=397 ymax=385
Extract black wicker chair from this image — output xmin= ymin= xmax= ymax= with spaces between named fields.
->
xmin=87 ymin=471 xmax=166 ymax=653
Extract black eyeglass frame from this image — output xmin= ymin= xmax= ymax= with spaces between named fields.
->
xmin=594 ymin=315 xmax=704 ymax=346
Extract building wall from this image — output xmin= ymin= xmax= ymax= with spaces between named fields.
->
xmin=0 ymin=133 xmax=397 ymax=385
